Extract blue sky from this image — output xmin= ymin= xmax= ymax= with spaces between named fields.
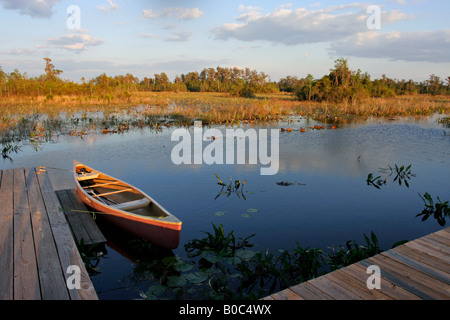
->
xmin=0 ymin=0 xmax=449 ymax=83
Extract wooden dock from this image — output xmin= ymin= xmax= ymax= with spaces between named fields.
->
xmin=0 ymin=167 xmax=103 ymax=300
xmin=263 ymin=227 xmax=450 ymax=300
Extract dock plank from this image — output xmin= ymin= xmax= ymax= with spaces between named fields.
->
xmin=0 ymin=170 xmax=14 ymax=300
xmin=289 ymin=282 xmax=334 ymax=300
xmin=365 ymin=255 xmax=449 ymax=299
xmin=56 ymin=189 xmax=94 ymax=245
xmin=36 ymin=169 xmax=98 ymax=300
xmin=339 ymin=263 xmax=419 ymax=300
xmin=393 ymin=244 xmax=449 ymax=274
xmin=270 ymin=288 xmax=305 ymax=300
xmin=13 ymin=211 xmax=41 ymax=300
xmin=0 ymin=214 xmax=13 ymax=300
xmin=55 ymin=189 xmax=106 ymax=246
xmin=26 ymin=168 xmax=70 ymax=300
xmin=13 ymin=168 xmax=41 ymax=300
xmin=307 ymin=275 xmax=363 ymax=300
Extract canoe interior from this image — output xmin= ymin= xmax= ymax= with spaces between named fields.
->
xmin=76 ymin=168 xmax=169 ymax=220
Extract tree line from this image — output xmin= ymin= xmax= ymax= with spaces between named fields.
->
xmin=1 ymin=58 xmax=449 ymax=102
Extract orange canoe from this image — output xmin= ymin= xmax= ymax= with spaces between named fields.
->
xmin=73 ymin=160 xmax=182 ymax=249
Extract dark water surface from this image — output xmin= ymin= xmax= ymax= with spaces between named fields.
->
xmin=2 ymin=114 xmax=449 ymax=299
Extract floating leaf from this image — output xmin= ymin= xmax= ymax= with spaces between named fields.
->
xmin=235 ymin=249 xmax=256 ymax=260
xmin=214 ymin=211 xmax=226 ymax=216
xmin=174 ymin=260 xmax=195 ymax=272
xmin=247 ymin=208 xmax=259 ymax=213
xmin=185 ymin=272 xmax=209 ymax=284
xmin=166 ymin=275 xmax=187 ymax=288
xmin=242 ymin=213 xmax=251 ymax=218
xmin=145 ymin=284 xmax=167 ymax=299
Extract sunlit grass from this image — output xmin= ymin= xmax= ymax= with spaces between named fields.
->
xmin=1 ymin=92 xmax=449 ymax=133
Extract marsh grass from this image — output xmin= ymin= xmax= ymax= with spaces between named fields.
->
xmin=1 ymin=92 xmax=449 ymax=150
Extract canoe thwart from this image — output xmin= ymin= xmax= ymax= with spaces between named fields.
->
xmin=83 ymin=181 xmax=120 ymax=189
xmin=92 ymin=188 xmax=133 ymax=198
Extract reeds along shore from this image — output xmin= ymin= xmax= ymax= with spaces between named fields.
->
xmin=1 ymin=92 xmax=449 ymax=126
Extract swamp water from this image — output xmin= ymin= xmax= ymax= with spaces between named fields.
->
xmin=1 ymin=113 xmax=449 ymax=299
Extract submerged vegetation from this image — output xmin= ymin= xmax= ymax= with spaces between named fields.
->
xmin=125 ymin=223 xmax=400 ymax=300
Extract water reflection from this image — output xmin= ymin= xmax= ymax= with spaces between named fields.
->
xmin=1 ymin=112 xmax=449 ymax=299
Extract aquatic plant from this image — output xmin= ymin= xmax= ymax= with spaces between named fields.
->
xmin=137 ymin=223 xmax=407 ymax=300
xmin=214 ymin=173 xmax=247 ymax=199
xmin=1 ymin=143 xmax=21 ymax=160
xmin=367 ymin=163 xmax=416 ymax=189
xmin=326 ymin=231 xmax=382 ymax=271
xmin=417 ymin=192 xmax=449 ymax=226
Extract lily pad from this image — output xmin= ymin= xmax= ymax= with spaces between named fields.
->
xmin=173 ymin=260 xmax=195 ymax=272
xmin=214 ymin=211 xmax=226 ymax=216
xmin=242 ymin=213 xmax=251 ymax=218
xmin=235 ymin=249 xmax=256 ymax=260
xmin=247 ymin=208 xmax=259 ymax=213
xmin=166 ymin=275 xmax=187 ymax=288
xmin=146 ymin=283 xmax=167 ymax=297
xmin=185 ymin=271 xmax=210 ymax=284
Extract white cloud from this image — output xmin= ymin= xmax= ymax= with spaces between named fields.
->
xmin=164 ymin=31 xmax=192 ymax=42
xmin=43 ymin=34 xmax=104 ymax=53
xmin=97 ymin=0 xmax=120 ymax=13
xmin=329 ymin=29 xmax=450 ymax=63
xmin=139 ymin=33 xmax=158 ymax=39
xmin=142 ymin=7 xmax=204 ymax=20
xmin=212 ymin=3 xmax=412 ymax=45
xmin=0 ymin=0 xmax=60 ymax=18
xmin=0 ymin=48 xmax=35 ymax=55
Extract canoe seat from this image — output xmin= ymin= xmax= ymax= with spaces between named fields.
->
xmin=111 ymin=198 xmax=151 ymax=211
xmin=77 ymin=172 xmax=100 ymax=181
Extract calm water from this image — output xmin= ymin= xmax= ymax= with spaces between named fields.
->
xmin=2 ymin=114 xmax=449 ymax=299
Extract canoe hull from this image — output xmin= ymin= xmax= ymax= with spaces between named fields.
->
xmin=74 ymin=161 xmax=181 ymax=249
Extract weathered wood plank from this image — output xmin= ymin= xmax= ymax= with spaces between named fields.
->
xmin=0 ymin=169 xmax=14 ymax=300
xmin=13 ymin=168 xmax=41 ymax=300
xmin=435 ymin=228 xmax=450 ymax=239
xmin=13 ymin=168 xmax=29 ymax=215
xmin=0 ymin=214 xmax=13 ymax=300
xmin=323 ymin=268 xmax=392 ymax=300
xmin=382 ymin=250 xmax=450 ymax=285
xmin=366 ymin=254 xmax=449 ymax=299
xmin=289 ymin=281 xmax=334 ymax=300
xmin=416 ymin=237 xmax=449 ymax=254
xmin=67 ymin=189 xmax=106 ymax=244
xmin=26 ymin=168 xmax=70 ymax=300
xmin=0 ymin=169 xmax=13 ymax=217
xmin=13 ymin=212 xmax=41 ymax=300
xmin=56 ymin=189 xmax=106 ymax=245
xmin=36 ymin=170 xmax=98 ymax=300
xmin=307 ymin=275 xmax=363 ymax=300
xmin=339 ymin=263 xmax=420 ymax=300
xmin=405 ymin=240 xmax=449 ymax=262
xmin=426 ymin=233 xmax=450 ymax=246
xmin=393 ymin=243 xmax=450 ymax=274
xmin=56 ymin=189 xmax=93 ymax=245
xmin=270 ymin=288 xmax=305 ymax=300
